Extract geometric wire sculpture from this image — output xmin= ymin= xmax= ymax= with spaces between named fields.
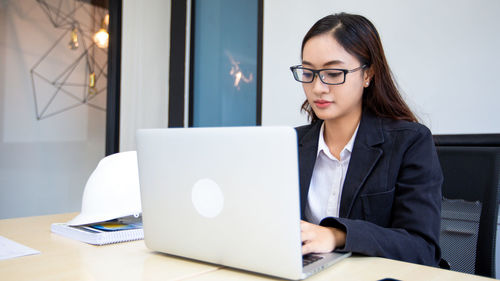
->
xmin=31 ymin=0 xmax=107 ymax=120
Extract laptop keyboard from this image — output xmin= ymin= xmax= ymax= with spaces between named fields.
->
xmin=302 ymin=254 xmax=323 ymax=267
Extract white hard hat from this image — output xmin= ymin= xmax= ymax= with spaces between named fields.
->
xmin=67 ymin=151 xmax=142 ymax=226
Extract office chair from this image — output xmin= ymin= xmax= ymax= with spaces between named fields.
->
xmin=436 ymin=145 xmax=500 ymax=278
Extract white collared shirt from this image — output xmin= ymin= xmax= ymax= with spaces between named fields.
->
xmin=305 ymin=122 xmax=359 ymax=225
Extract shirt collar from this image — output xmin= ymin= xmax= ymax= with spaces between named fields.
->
xmin=317 ymin=122 xmax=360 ymax=160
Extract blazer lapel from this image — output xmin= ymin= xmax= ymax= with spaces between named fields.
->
xmin=339 ymin=111 xmax=384 ymax=218
xmin=297 ymin=121 xmax=322 ymax=219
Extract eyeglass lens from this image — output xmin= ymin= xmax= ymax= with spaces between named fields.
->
xmin=294 ymin=69 xmax=344 ymax=84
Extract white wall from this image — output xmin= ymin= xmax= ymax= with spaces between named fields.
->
xmin=0 ymin=1 xmax=106 ymax=219
xmin=262 ymin=0 xmax=500 ymax=134
xmin=120 ymin=0 xmax=171 ymax=152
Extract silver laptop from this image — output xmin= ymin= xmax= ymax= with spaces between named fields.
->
xmin=136 ymin=126 xmax=350 ymax=280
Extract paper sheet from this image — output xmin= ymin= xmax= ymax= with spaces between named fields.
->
xmin=0 ymin=235 xmax=40 ymax=260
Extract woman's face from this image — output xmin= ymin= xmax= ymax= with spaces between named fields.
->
xmin=302 ymin=34 xmax=370 ymax=123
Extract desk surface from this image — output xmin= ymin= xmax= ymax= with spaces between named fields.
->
xmin=0 ymin=213 xmax=494 ymax=281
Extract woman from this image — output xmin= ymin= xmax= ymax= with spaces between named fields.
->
xmin=290 ymin=13 xmax=443 ymax=266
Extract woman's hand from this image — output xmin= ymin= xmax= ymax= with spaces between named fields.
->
xmin=300 ymin=220 xmax=346 ymax=255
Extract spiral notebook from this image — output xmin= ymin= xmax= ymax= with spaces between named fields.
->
xmin=51 ymin=217 xmax=143 ymax=245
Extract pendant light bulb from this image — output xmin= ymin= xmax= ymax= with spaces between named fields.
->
xmin=68 ymin=27 xmax=79 ymax=50
xmin=93 ymin=18 xmax=109 ymax=49
xmin=89 ymin=72 xmax=96 ymax=95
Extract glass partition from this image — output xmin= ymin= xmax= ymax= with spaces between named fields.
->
xmin=0 ymin=0 xmax=108 ymax=218
xmin=190 ymin=0 xmax=259 ymax=127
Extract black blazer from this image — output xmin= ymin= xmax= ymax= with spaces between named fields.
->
xmin=296 ymin=110 xmax=443 ymax=266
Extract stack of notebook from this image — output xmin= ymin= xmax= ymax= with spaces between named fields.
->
xmin=51 ymin=215 xmax=143 ymax=245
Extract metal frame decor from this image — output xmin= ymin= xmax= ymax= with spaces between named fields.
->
xmin=31 ymin=0 xmax=108 ymax=120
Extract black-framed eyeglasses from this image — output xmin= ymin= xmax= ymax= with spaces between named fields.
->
xmin=289 ymin=64 xmax=367 ymax=85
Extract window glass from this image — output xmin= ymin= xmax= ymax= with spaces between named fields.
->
xmin=0 ymin=1 xmax=107 ymax=218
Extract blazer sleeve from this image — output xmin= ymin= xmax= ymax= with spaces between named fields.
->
xmin=320 ymin=125 xmax=443 ymax=266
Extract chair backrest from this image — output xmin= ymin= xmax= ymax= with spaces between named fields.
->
xmin=436 ymin=145 xmax=500 ymax=278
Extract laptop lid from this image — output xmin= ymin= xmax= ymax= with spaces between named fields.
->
xmin=137 ymin=126 xmax=304 ymax=279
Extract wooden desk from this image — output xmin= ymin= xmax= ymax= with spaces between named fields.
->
xmin=0 ymin=213 xmax=494 ymax=281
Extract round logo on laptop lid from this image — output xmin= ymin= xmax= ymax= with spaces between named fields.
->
xmin=191 ymin=178 xmax=224 ymax=218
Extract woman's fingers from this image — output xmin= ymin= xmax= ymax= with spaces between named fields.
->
xmin=302 ymin=240 xmax=315 ymax=255
xmin=300 ymin=220 xmax=318 ymax=244
xmin=300 ymin=220 xmax=337 ymax=254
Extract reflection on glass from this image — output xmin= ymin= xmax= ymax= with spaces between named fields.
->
xmin=227 ymin=50 xmax=253 ymax=90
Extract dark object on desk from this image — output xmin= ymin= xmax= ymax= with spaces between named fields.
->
xmin=436 ymin=140 xmax=500 ymax=278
